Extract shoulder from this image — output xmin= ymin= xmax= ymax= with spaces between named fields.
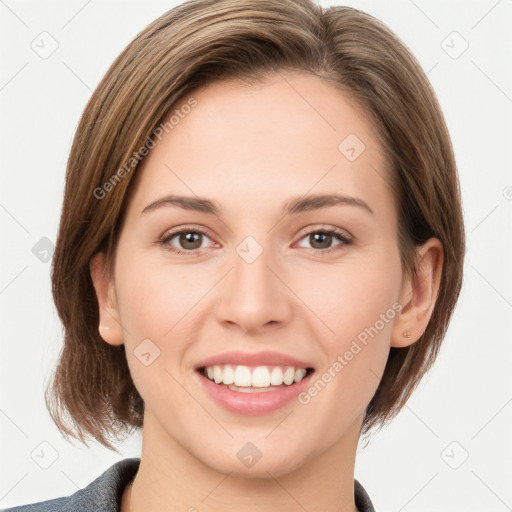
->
xmin=355 ymin=478 xmax=377 ymax=512
xmin=1 ymin=458 xmax=140 ymax=512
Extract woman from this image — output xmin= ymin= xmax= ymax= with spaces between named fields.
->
xmin=4 ymin=0 xmax=465 ymax=510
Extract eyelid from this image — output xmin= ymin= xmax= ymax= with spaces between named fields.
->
xmin=160 ymin=223 xmax=214 ymax=239
xmin=295 ymin=224 xmax=353 ymax=241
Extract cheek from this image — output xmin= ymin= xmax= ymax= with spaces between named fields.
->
xmin=114 ymin=264 xmax=194 ymax=411
xmin=295 ymin=251 xmax=401 ymax=397
xmin=113 ymin=255 xmax=216 ymax=394
xmin=297 ymin=252 xmax=402 ymax=344
xmin=115 ymin=254 xmax=210 ymax=338
xmin=294 ymin=272 xmax=397 ymax=437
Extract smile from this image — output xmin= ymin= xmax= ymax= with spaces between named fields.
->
xmin=201 ymin=364 xmax=313 ymax=391
xmin=195 ymin=364 xmax=315 ymax=414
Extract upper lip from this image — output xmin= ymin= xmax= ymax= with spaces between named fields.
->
xmin=195 ymin=350 xmax=315 ymax=370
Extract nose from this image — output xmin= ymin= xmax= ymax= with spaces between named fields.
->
xmin=215 ymin=242 xmax=293 ymax=334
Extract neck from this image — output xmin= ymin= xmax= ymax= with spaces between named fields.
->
xmin=123 ymin=410 xmax=362 ymax=512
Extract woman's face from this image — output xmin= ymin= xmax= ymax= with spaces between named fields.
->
xmin=100 ymin=71 xmax=411 ymax=476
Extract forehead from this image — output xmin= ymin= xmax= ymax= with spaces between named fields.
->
xmin=129 ymin=71 xmax=394 ymax=221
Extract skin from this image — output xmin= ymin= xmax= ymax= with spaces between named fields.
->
xmin=90 ymin=71 xmax=443 ymax=512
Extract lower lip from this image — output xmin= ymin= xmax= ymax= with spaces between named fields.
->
xmin=195 ymin=370 xmax=314 ymax=415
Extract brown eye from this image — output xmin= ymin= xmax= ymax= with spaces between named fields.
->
xmin=308 ymin=232 xmax=334 ymax=250
xmin=296 ymin=229 xmax=352 ymax=253
xmin=160 ymin=229 xmax=213 ymax=254
xmin=178 ymin=232 xmax=203 ymax=250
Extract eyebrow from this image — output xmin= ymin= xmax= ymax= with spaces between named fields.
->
xmin=141 ymin=193 xmax=374 ymax=217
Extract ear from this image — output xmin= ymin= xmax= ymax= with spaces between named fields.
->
xmin=391 ymin=237 xmax=444 ymax=348
xmin=89 ymin=252 xmax=124 ymax=346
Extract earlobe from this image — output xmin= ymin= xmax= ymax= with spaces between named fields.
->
xmin=391 ymin=238 xmax=444 ymax=348
xmin=89 ymin=252 xmax=124 ymax=346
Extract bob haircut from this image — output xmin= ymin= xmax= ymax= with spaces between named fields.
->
xmin=48 ymin=0 xmax=465 ymax=449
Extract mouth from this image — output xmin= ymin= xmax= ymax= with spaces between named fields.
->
xmin=196 ymin=364 xmax=315 ymax=393
xmin=193 ymin=350 xmax=316 ymax=413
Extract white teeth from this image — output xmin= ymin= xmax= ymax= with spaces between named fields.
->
xmin=294 ymin=368 xmax=306 ymax=383
xmin=234 ymin=365 xmax=252 ymax=386
xmin=203 ymin=364 xmax=309 ymax=387
xmin=270 ymin=366 xmax=283 ymax=386
xmin=213 ymin=365 xmax=223 ymax=384
xmin=283 ymin=366 xmax=295 ymax=385
xmin=252 ymin=366 xmax=271 ymax=387
xmin=222 ymin=365 xmax=234 ymax=385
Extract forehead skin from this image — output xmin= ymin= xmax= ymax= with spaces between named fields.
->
xmin=127 ymin=71 xmax=396 ymax=243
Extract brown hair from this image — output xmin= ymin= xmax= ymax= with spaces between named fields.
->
xmin=47 ymin=0 xmax=465 ymax=449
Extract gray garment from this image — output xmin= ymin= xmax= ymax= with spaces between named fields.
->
xmin=2 ymin=458 xmax=376 ymax=512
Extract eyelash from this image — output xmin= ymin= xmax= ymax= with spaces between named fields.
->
xmin=158 ymin=225 xmax=353 ymax=256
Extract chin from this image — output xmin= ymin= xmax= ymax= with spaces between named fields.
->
xmin=201 ymin=443 xmax=308 ymax=479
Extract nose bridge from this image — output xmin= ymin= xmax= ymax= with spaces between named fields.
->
xmin=216 ymin=235 xmax=292 ymax=332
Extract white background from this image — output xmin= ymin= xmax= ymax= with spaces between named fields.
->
xmin=1 ymin=0 xmax=511 ymax=510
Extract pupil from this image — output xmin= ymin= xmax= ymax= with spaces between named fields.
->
xmin=311 ymin=232 xmax=331 ymax=249
xmin=181 ymin=232 xmax=201 ymax=249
